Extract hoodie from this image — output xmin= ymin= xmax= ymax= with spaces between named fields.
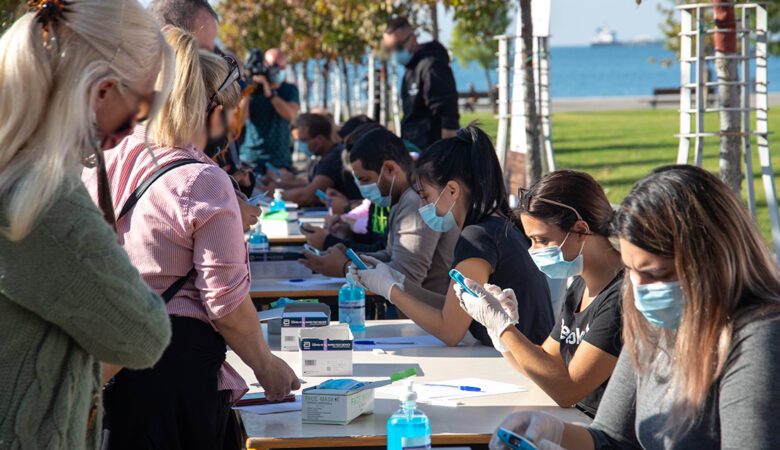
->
xmin=400 ymin=41 xmax=460 ymax=150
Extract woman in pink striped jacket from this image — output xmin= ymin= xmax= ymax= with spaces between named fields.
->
xmin=82 ymin=27 xmax=299 ymax=450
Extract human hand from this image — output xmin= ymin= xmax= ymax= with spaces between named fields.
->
xmin=484 ymin=284 xmax=519 ymax=322
xmin=489 ymin=411 xmax=565 ymax=450
xmin=349 ymin=255 xmax=405 ymax=301
xmin=301 ymin=223 xmax=328 ymax=250
xmin=277 ymin=168 xmax=297 ymax=185
xmin=325 ymin=188 xmax=349 ymax=213
xmin=299 ymin=245 xmax=349 ymax=277
xmin=253 ymin=75 xmax=272 ymax=97
xmin=253 ymin=355 xmax=301 ymax=402
xmin=236 ymin=190 xmax=261 ymax=232
xmin=454 ymin=279 xmax=517 ymax=352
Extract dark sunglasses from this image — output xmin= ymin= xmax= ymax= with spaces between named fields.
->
xmin=518 ymin=187 xmax=583 ymax=221
xmin=207 ymin=56 xmax=240 ymax=113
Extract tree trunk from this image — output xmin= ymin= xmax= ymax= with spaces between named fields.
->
xmin=430 ymin=2 xmax=439 ymax=42
xmin=484 ymin=67 xmax=493 ymax=94
xmin=341 ymin=58 xmax=352 ymax=118
xmin=713 ymin=0 xmax=741 ymax=194
xmin=322 ymin=60 xmax=329 ymax=110
xmin=520 ymin=0 xmax=542 ymax=185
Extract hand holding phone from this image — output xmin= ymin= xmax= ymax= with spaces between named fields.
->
xmin=315 ymin=189 xmax=328 ymax=201
xmin=298 ymin=222 xmax=316 ymax=234
xmin=303 ymin=244 xmax=322 ymax=256
xmin=496 ymin=428 xmax=538 ymax=450
xmin=449 ymin=269 xmax=480 ymax=298
xmin=345 ymin=248 xmax=368 ymax=270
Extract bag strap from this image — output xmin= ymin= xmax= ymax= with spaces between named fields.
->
xmin=117 ymin=158 xmax=203 ymax=303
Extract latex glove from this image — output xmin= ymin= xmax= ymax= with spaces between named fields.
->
xmin=484 ymin=284 xmax=519 ymax=322
xmin=489 ymin=411 xmax=565 ymax=450
xmin=454 ymin=280 xmax=517 ymax=352
xmin=349 ymin=255 xmax=405 ymax=301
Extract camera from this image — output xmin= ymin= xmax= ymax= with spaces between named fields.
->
xmin=245 ymin=48 xmax=280 ymax=80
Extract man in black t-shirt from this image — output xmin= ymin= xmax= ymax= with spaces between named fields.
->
xmin=268 ymin=113 xmax=360 ymax=206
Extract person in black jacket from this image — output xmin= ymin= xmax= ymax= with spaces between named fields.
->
xmin=383 ymin=17 xmax=459 ymax=150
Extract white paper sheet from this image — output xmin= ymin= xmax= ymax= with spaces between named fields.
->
xmin=379 ymin=378 xmax=526 ymax=403
xmin=276 ymin=277 xmax=346 ymax=287
xmin=353 ymin=335 xmax=462 ymax=351
xmin=233 ymin=395 xmax=302 ymax=415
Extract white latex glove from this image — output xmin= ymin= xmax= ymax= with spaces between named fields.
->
xmin=454 ymin=279 xmax=517 ymax=352
xmin=484 ymin=284 xmax=519 ymax=322
xmin=349 ymin=255 xmax=405 ymax=301
xmin=489 ymin=411 xmax=565 ymax=450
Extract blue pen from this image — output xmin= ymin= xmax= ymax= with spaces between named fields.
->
xmin=316 ymin=189 xmax=328 ymax=201
xmin=424 ymin=383 xmax=482 ymax=392
xmin=327 ymin=198 xmax=333 ymax=215
xmin=265 ymin=162 xmax=281 ymax=177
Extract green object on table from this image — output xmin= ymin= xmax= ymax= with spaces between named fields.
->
xmin=390 ymin=368 xmax=418 ymax=382
xmin=297 ymin=298 xmax=319 ymax=303
xmin=264 ymin=210 xmax=288 ymax=221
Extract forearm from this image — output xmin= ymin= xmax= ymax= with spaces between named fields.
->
xmin=282 ymin=186 xmax=317 ymax=206
xmin=213 ymin=296 xmax=272 ymax=372
xmin=390 ymin=285 xmax=466 ymax=346
xmin=561 ymin=423 xmax=596 ymax=450
xmin=501 ymin=328 xmax=585 ymax=407
xmin=271 ymin=97 xmax=298 ymax=122
xmin=441 ymin=128 xmax=457 ymax=139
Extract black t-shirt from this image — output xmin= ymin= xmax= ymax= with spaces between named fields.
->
xmin=550 ymin=272 xmax=623 ymax=417
xmin=453 ymin=215 xmax=554 ymax=347
xmin=311 ymin=143 xmax=361 ymax=200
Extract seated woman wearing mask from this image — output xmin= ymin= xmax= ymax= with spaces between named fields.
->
xmin=352 ymin=125 xmax=553 ymax=347
xmin=490 ymin=165 xmax=780 ymax=450
xmin=457 ymin=170 xmax=623 ymax=417
xmin=82 ymin=28 xmax=299 ymax=450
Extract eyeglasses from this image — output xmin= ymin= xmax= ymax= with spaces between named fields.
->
xmin=120 ymin=82 xmax=157 ymax=122
xmin=206 ymin=55 xmax=240 ymax=113
xmin=387 ymin=33 xmax=413 ymax=52
xmin=518 ymin=187 xmax=583 ymax=221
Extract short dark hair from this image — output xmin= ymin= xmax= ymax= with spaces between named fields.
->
xmin=345 ymin=122 xmax=383 ymax=152
xmin=350 ymin=128 xmax=413 ymax=174
xmin=148 ymin=0 xmax=218 ymax=31
xmin=293 ymin=113 xmax=332 ymax=139
xmin=385 ymin=17 xmax=412 ymax=35
xmin=338 ymin=115 xmax=375 ymax=139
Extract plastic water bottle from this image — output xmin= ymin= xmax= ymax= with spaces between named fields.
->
xmin=338 ymin=273 xmax=365 ymax=332
xmin=248 ymin=224 xmax=269 ymax=253
xmin=387 ymin=381 xmax=430 ymax=450
xmin=270 ymin=189 xmax=286 ymax=213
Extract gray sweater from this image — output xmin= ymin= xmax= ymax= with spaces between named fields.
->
xmin=0 ymin=183 xmax=171 ymax=449
xmin=363 ymin=188 xmax=459 ymax=307
xmin=588 ymin=310 xmax=780 ymax=449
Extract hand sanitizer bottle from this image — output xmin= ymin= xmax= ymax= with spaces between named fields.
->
xmin=387 ymin=381 xmax=430 ymax=450
xmin=248 ymin=223 xmax=269 ymax=253
xmin=338 ymin=273 xmax=365 ymax=332
xmin=270 ymin=189 xmax=286 ymax=213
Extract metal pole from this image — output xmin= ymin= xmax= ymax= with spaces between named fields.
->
xmin=539 ymin=37 xmax=555 ymax=172
xmin=390 ymin=57 xmax=402 ymax=135
xmin=495 ymin=36 xmax=510 ymax=172
xmin=741 ymin=7 xmax=757 ymax=219
xmin=366 ymin=53 xmax=376 ymax=119
xmin=333 ymin=62 xmax=342 ymax=122
xmin=678 ymin=9 xmax=693 ymax=164
xmin=694 ymin=6 xmax=705 ymax=166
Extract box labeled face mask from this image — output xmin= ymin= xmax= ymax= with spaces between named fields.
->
xmin=281 ymin=303 xmax=331 ymax=351
xmin=301 ymin=379 xmax=374 ymax=425
xmin=299 ymin=325 xmax=353 ymax=376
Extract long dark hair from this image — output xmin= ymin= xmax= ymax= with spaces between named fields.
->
xmin=413 ymin=123 xmax=516 ymax=228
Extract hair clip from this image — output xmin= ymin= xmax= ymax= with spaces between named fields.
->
xmin=28 ymin=0 xmax=70 ymax=34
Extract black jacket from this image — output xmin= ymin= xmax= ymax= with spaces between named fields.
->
xmin=400 ymin=41 xmax=460 ymax=150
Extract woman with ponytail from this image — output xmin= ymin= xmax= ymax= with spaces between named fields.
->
xmin=0 ymin=0 xmax=174 ymax=448
xmin=352 ymin=124 xmax=553 ymax=348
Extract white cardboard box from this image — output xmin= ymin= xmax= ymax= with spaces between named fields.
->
xmin=280 ymin=303 xmax=331 ymax=351
xmin=299 ymin=325 xmax=353 ymax=376
xmin=301 ymin=385 xmax=374 ymax=425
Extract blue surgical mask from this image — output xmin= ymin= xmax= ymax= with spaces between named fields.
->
xmin=318 ymin=379 xmax=366 ymax=391
xmin=393 ymin=48 xmax=413 ymax=66
xmin=296 ymin=140 xmax=312 ymax=157
xmin=355 ymin=167 xmax=394 ymax=207
xmin=631 ymin=274 xmax=685 ymax=329
xmin=271 ymin=71 xmax=286 ymax=84
xmin=528 ymin=231 xmax=584 ymax=279
xmin=418 ymin=186 xmax=457 ymax=232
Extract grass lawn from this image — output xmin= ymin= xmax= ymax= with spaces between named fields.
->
xmin=462 ymin=109 xmax=780 ymax=246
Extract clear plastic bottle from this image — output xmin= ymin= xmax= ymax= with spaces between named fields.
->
xmin=387 ymin=381 xmax=431 ymax=450
xmin=270 ymin=189 xmax=286 ymax=213
xmin=338 ymin=273 xmax=365 ymax=332
xmin=248 ymin=224 xmax=269 ymax=253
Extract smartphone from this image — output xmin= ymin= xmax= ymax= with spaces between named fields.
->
xmin=496 ymin=428 xmax=538 ymax=450
xmin=298 ymin=222 xmax=315 ymax=234
xmin=235 ymin=392 xmax=296 ymax=407
xmin=449 ymin=269 xmax=479 ymax=298
xmin=345 ymin=248 xmax=368 ymax=270
xmin=248 ymin=191 xmax=268 ymax=206
xmin=303 ymin=244 xmax=322 ymax=256
xmin=316 ymin=189 xmax=328 ymax=201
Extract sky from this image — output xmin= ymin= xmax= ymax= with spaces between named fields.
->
xmin=434 ymin=0 xmax=668 ymax=48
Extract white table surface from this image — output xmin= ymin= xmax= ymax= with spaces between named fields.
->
xmin=249 ymin=272 xmax=345 ymax=299
xmin=229 ymin=320 xmax=591 ymax=446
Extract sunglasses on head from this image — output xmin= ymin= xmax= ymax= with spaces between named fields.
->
xmin=207 ymin=55 xmax=240 ymax=113
xmin=518 ymin=187 xmax=583 ymax=221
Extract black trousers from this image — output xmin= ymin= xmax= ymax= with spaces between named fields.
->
xmin=101 ymin=316 xmax=237 ymax=450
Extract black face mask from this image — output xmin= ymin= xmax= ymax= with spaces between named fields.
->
xmin=204 ymin=109 xmax=229 ymax=158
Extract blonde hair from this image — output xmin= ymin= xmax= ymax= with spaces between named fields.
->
xmin=614 ymin=165 xmax=780 ymax=439
xmin=0 ymin=0 xmax=174 ymax=241
xmin=151 ymin=28 xmax=241 ymax=148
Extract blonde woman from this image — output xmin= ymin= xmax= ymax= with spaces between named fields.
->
xmin=82 ymin=28 xmax=299 ymax=450
xmin=490 ymin=165 xmax=780 ymax=450
xmin=0 ymin=1 xmax=174 ymax=448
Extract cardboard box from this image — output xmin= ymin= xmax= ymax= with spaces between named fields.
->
xmin=301 ymin=384 xmax=374 ymax=425
xmin=299 ymin=325 xmax=353 ymax=376
xmin=281 ymin=303 xmax=331 ymax=351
